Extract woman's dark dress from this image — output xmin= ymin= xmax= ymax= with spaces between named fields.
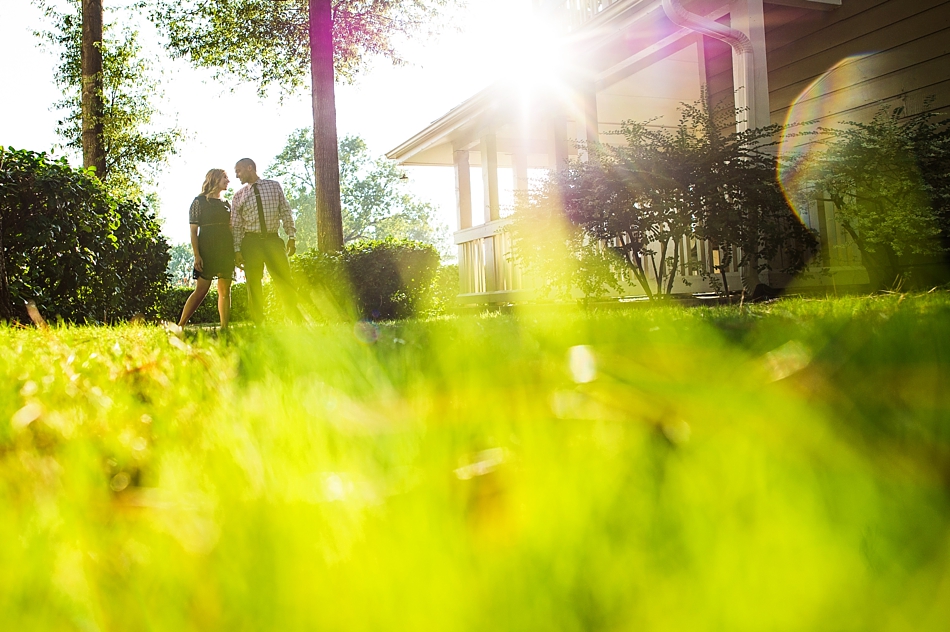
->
xmin=189 ymin=195 xmax=235 ymax=281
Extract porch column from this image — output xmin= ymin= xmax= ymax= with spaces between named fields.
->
xmin=453 ymin=149 xmax=473 ymax=230
xmin=480 ymin=132 xmax=500 ymax=293
xmin=582 ymin=86 xmax=599 ymax=147
xmin=729 ymin=0 xmax=770 ymax=130
xmin=733 ymin=0 xmax=771 ymax=286
xmin=481 ymin=132 xmax=501 ymax=222
xmin=550 ymin=115 xmax=569 ymax=172
xmin=513 ymin=142 xmax=529 ymax=196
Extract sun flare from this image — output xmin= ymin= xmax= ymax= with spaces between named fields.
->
xmin=490 ymin=5 xmax=569 ymax=89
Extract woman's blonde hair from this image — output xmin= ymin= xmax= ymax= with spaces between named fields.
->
xmin=200 ymin=168 xmax=227 ymax=197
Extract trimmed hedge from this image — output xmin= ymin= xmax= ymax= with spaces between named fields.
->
xmin=293 ymin=238 xmax=443 ymax=321
xmin=0 ymin=147 xmax=169 ymax=322
xmin=165 ymin=240 xmax=456 ymax=324
xmin=426 ymin=263 xmax=460 ymax=316
xmin=161 ymin=283 xmax=250 ymax=324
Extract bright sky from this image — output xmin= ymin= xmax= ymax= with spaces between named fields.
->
xmin=0 ymin=0 xmax=541 ymax=247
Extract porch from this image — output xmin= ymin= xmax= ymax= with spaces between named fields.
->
xmin=388 ymin=0 xmax=857 ymax=304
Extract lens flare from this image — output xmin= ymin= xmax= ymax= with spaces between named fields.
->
xmin=777 ymin=53 xmax=881 ymax=220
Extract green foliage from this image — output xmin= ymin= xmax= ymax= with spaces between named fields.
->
xmin=112 ymin=196 xmax=174 ymax=317
xmin=293 ymin=238 xmax=441 ymax=320
xmin=265 ymin=128 xmax=315 ymax=245
xmin=162 ymin=286 xmax=217 ymax=323
xmin=37 ymin=0 xmax=183 ymax=198
xmin=149 ymin=0 xmax=454 ymax=91
xmin=343 ymin=238 xmax=440 ymax=320
xmin=166 ymin=243 xmax=195 ymax=288
xmin=507 ymin=188 xmax=626 ymax=302
xmin=266 ymin=130 xmax=449 ymax=254
xmin=512 ymin=98 xmax=817 ymax=299
xmin=0 ymin=147 xmax=170 ymax=322
xmin=425 ymin=263 xmax=460 ymax=315
xmin=796 ymin=105 xmax=950 ymax=289
xmin=3 ymin=294 xmax=950 ymax=629
xmin=149 ymin=0 xmax=456 ymax=253
xmin=161 ymin=283 xmax=250 ymax=323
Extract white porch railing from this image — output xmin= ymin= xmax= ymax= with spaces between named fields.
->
xmin=456 ymin=220 xmax=530 ymax=303
xmin=455 ymin=219 xmax=749 ymax=304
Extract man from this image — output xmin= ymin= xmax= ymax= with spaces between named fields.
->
xmin=231 ymin=158 xmax=301 ymax=323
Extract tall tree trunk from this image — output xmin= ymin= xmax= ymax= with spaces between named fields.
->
xmin=666 ymin=238 xmax=680 ymax=295
xmin=719 ymin=261 xmax=730 ymax=297
xmin=839 ymin=221 xmax=898 ymax=290
xmin=710 ymin=243 xmax=730 ymax=297
xmin=81 ymin=0 xmax=106 ymax=177
xmin=630 ymin=255 xmax=654 ymax=300
xmin=309 ymin=0 xmax=344 ymax=252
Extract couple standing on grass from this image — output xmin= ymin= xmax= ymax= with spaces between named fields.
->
xmin=177 ymin=158 xmax=301 ymax=330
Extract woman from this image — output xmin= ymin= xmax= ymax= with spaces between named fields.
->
xmin=178 ymin=168 xmax=235 ymax=329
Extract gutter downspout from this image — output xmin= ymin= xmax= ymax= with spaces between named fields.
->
xmin=662 ymin=0 xmax=770 ymax=290
xmin=661 ymin=0 xmax=757 ymax=132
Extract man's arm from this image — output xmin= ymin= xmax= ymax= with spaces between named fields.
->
xmin=276 ymin=182 xmax=296 ymax=255
xmin=231 ymin=190 xmax=246 ymax=266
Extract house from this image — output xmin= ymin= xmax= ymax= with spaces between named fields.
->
xmin=387 ymin=0 xmax=950 ymax=302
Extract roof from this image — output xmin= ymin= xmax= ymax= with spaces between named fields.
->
xmin=385 ymin=0 xmax=668 ymax=166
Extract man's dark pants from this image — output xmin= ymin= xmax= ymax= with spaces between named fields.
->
xmin=241 ymin=234 xmax=300 ymax=324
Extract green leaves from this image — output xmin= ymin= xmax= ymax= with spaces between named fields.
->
xmin=511 ymin=96 xmax=817 ymax=299
xmin=801 ymin=105 xmax=950 ymax=289
xmin=149 ymin=0 xmax=454 ymax=91
xmin=266 ymin=129 xmax=448 ymax=254
xmin=292 ymin=237 xmax=442 ymax=320
xmin=37 ymin=0 xmax=183 ymax=199
xmin=0 ymin=147 xmax=170 ymax=322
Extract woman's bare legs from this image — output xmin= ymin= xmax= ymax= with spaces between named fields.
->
xmin=217 ymin=278 xmax=232 ymax=330
xmin=178 ymin=277 xmax=213 ymax=327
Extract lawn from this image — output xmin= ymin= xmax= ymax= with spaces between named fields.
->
xmin=2 ymin=294 xmax=950 ymax=631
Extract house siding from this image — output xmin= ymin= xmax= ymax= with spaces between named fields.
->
xmin=765 ymin=0 xmax=950 ymax=127
xmin=703 ymin=32 xmax=735 ymax=112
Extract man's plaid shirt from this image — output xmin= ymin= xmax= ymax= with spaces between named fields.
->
xmin=230 ymin=179 xmax=296 ymax=252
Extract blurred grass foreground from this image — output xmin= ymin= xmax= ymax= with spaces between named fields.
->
xmin=3 ymin=294 xmax=950 ymax=631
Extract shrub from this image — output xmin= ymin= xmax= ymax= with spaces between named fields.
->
xmin=423 ymin=263 xmax=460 ymax=315
xmin=162 ymin=286 xmax=217 ymax=324
xmin=166 ymin=240 xmax=446 ymax=325
xmin=510 ymin=97 xmax=817 ymax=299
xmin=290 ymin=247 xmax=349 ymax=317
xmin=161 ymin=283 xmax=250 ymax=324
xmin=0 ymin=147 xmax=169 ymax=322
xmin=112 ymin=197 xmax=172 ymax=318
xmin=344 ymin=239 xmax=440 ymax=319
xmin=792 ymin=106 xmax=950 ymax=289
xmin=293 ymin=238 xmax=441 ymax=320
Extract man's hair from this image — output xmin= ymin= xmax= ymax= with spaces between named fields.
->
xmin=236 ymin=158 xmax=257 ymax=171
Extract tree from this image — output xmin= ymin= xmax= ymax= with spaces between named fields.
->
xmin=167 ymin=243 xmax=197 ymax=287
xmin=38 ymin=0 xmax=183 ymax=198
xmin=790 ymin=105 xmax=950 ymax=289
xmin=81 ymin=0 xmax=105 ymax=176
xmin=149 ymin=0 xmax=453 ymax=252
xmin=266 ymin=129 xmax=449 ymax=255
xmin=510 ymin=98 xmax=817 ymax=299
